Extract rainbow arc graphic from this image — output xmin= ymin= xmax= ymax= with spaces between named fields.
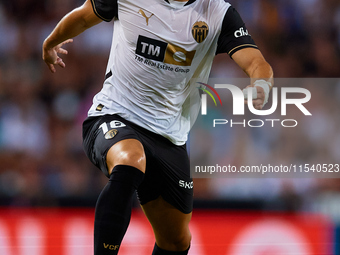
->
xmin=197 ymin=82 xmax=222 ymax=106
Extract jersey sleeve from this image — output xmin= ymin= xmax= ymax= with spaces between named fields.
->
xmin=216 ymin=6 xmax=258 ymax=58
xmin=90 ymin=0 xmax=118 ymax=22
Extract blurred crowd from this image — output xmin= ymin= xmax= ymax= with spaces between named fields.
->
xmin=0 ymin=0 xmax=340 ymax=220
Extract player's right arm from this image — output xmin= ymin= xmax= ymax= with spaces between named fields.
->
xmin=42 ymin=0 xmax=103 ymax=73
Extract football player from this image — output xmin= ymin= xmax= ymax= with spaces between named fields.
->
xmin=42 ymin=0 xmax=273 ymax=254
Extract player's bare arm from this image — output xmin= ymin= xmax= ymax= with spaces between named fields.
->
xmin=232 ymin=47 xmax=274 ymax=109
xmin=42 ymin=0 xmax=102 ymax=73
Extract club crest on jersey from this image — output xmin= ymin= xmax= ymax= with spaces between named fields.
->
xmin=104 ymin=129 xmax=118 ymax=140
xmin=192 ymin=21 xmax=209 ymax=43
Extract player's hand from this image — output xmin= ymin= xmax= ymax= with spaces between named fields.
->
xmin=243 ymin=85 xmax=266 ymax=110
xmin=42 ymin=39 xmax=73 ymax=73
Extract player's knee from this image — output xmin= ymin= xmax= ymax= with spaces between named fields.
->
xmin=174 ymin=237 xmax=191 ymax=251
xmin=177 ymin=231 xmax=191 ymax=250
xmin=107 ymin=144 xmax=146 ymax=174
xmin=162 ymin=230 xmax=191 ymax=251
xmin=116 ymin=149 xmax=146 ymax=171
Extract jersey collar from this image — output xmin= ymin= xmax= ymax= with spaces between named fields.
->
xmin=163 ymin=0 xmax=197 ymax=6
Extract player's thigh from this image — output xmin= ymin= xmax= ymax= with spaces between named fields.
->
xmin=83 ymin=114 xmax=146 ymax=177
xmin=141 ymin=196 xmax=192 ymax=251
xmin=106 ymin=138 xmax=146 ymax=175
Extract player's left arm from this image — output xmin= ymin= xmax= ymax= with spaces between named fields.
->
xmin=215 ymin=5 xmax=274 ymax=109
xmin=232 ymin=47 xmax=273 ymax=110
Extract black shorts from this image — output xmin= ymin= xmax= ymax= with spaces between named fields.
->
xmin=82 ymin=114 xmax=193 ymax=214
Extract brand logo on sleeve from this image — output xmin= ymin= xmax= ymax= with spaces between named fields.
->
xmin=234 ymin=27 xmax=250 ymax=38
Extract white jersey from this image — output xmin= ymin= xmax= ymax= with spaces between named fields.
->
xmin=88 ymin=0 xmax=256 ymax=145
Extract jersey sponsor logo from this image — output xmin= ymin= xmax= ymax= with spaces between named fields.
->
xmin=136 ymin=36 xmax=167 ymax=62
xmin=234 ymin=27 xmax=250 ymax=38
xmin=136 ymin=35 xmax=196 ymax=66
xmin=192 ymin=21 xmax=209 ymax=43
xmin=179 ymin=180 xmax=194 ymax=189
xmin=138 ymin=9 xmax=154 ymax=26
xmin=164 ymin=44 xmax=196 ymax=66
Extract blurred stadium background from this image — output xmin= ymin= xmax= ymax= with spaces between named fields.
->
xmin=0 ymin=0 xmax=340 ymax=254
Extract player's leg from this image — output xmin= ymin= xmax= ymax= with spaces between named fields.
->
xmin=83 ymin=115 xmax=146 ymax=255
xmin=140 ymin=139 xmax=192 ymax=255
xmin=106 ymin=138 xmax=146 ymax=174
xmin=142 ymin=196 xmax=191 ymax=254
xmin=94 ymin=139 xmax=146 ymax=255
xmin=136 ymin=141 xmax=193 ymax=254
